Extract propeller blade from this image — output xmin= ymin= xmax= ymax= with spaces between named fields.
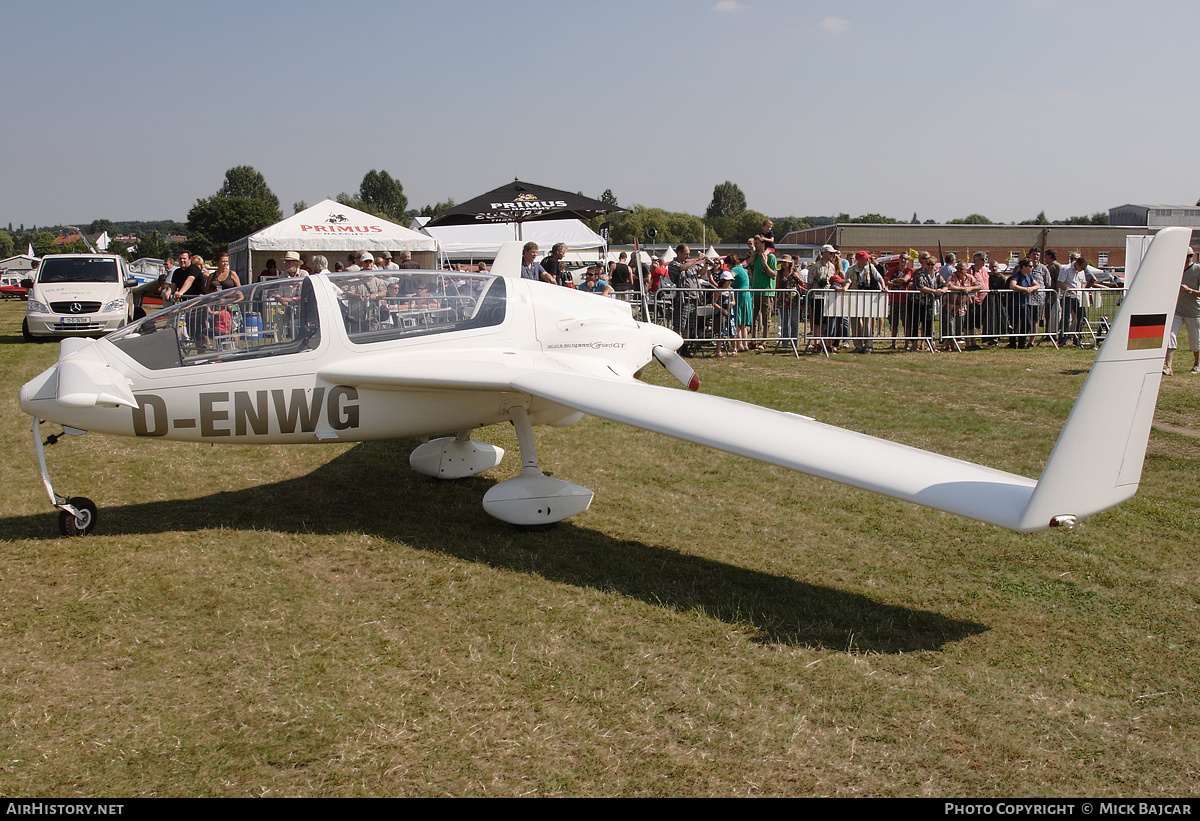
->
xmin=653 ymin=345 xmax=700 ymax=391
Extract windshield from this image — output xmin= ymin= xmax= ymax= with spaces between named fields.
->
xmin=38 ymin=257 xmax=120 ymax=284
xmin=108 ymin=277 xmax=321 ymax=369
xmin=330 ymin=271 xmax=506 ymax=344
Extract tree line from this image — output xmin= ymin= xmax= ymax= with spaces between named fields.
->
xmin=0 ymin=169 xmax=1117 ymax=263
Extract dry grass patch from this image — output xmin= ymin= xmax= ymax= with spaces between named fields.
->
xmin=1 ymin=301 xmax=1198 ymax=796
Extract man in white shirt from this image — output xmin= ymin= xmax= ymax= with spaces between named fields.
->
xmin=1056 ymin=255 xmax=1096 ymax=345
xmin=1163 ymin=247 xmax=1200 ymax=376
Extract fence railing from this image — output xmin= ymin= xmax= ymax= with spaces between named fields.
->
xmin=635 ymin=284 xmax=1127 ymax=355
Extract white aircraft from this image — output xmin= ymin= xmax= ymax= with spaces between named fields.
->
xmin=19 ymin=228 xmax=1190 ymax=537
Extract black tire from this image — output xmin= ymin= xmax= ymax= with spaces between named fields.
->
xmin=58 ymin=497 xmax=98 ymax=537
xmin=22 ymin=317 xmax=36 ymax=342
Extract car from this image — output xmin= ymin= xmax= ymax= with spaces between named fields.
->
xmin=23 ymin=254 xmax=137 ymax=341
xmin=1 ymin=273 xmax=29 ymax=300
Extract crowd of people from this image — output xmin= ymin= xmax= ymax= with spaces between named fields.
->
xmin=147 ymin=232 xmax=1200 ymax=375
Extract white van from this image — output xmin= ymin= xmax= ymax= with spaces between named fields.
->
xmin=23 ymin=254 xmax=137 ymax=341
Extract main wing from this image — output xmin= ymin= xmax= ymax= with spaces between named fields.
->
xmin=512 ymin=369 xmax=1040 ymax=529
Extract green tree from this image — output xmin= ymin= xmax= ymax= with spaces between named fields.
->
xmin=132 ymin=230 xmax=174 ymax=261
xmin=1057 ymin=212 xmax=1109 ymax=225
xmin=947 ymin=213 xmax=993 ymax=225
xmin=709 ymin=209 xmax=770 ymax=245
xmin=293 ymin=200 xmax=307 ymax=214
xmin=186 ymin=196 xmax=281 ymax=260
xmin=218 ymin=165 xmax=281 ymax=214
xmin=32 ymin=232 xmax=60 ymax=256
xmin=770 ymin=216 xmax=813 ymax=239
xmin=1019 ymin=211 xmax=1050 ymax=225
xmin=106 ymin=238 xmax=129 ymax=260
xmin=87 ymin=219 xmax=116 ymax=235
xmin=344 ymin=169 xmax=408 ymax=222
xmin=600 ymin=189 xmax=619 ymax=207
xmin=0 ymin=230 xmax=13 ymax=259
xmin=604 ymin=205 xmax=707 ymax=246
xmin=420 ymin=198 xmax=456 ymax=218
xmin=705 ymin=181 xmax=747 ymax=221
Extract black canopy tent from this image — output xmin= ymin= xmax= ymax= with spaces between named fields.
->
xmin=425 ymin=178 xmax=622 ymax=239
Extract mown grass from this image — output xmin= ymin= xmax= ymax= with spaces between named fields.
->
xmin=0 ymin=300 xmax=1197 ymax=796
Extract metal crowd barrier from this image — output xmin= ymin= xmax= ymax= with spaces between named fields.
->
xmin=611 ymin=283 xmax=1128 ymax=357
xmin=649 ymin=285 xmax=804 ymax=356
xmin=1057 ymin=286 xmax=1125 ymax=347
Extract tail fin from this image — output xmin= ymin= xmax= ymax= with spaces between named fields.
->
xmin=491 ymin=240 xmax=526 ymax=279
xmin=1016 ymin=226 xmax=1189 ymax=530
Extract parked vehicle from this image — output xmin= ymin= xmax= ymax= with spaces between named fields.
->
xmin=22 ymin=254 xmax=137 ymax=341
xmin=1 ymin=274 xmax=29 ymax=300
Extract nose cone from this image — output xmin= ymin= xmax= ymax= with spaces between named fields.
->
xmin=20 ymin=365 xmax=59 ymax=415
xmin=637 ymin=321 xmax=685 ymax=353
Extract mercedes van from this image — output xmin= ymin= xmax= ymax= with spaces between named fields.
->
xmin=23 ymin=254 xmax=137 ymax=341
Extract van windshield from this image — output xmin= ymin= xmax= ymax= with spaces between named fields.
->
xmin=38 ymin=258 xmax=120 ymax=284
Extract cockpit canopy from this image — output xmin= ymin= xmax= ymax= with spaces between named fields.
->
xmin=106 ymin=271 xmax=507 ymax=369
xmin=328 ymin=271 xmax=505 ymax=345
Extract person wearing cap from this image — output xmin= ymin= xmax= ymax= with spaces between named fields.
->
xmin=1163 ymin=247 xmax=1200 ymax=376
xmin=282 ymin=250 xmax=304 ymax=277
xmin=806 ymin=246 xmax=838 ymax=348
xmin=776 ymin=254 xmax=803 ymax=345
xmin=359 ymin=252 xmax=377 ymax=271
xmin=887 ymin=253 xmax=914 ymax=349
xmin=846 ymin=250 xmax=884 ymax=353
xmin=910 ymin=252 xmax=947 ymax=351
xmin=378 ymin=251 xmax=399 ymax=271
xmin=713 ymin=266 xmax=736 ymax=357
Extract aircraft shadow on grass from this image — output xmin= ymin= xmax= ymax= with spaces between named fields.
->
xmin=2 ymin=439 xmax=985 ymax=652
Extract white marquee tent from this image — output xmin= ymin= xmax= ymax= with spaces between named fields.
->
xmin=410 ymin=216 xmax=605 ymax=265
xmin=228 ymin=199 xmax=438 ymax=281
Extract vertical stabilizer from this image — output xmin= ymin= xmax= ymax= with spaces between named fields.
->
xmin=1017 ymin=227 xmax=1189 ymax=531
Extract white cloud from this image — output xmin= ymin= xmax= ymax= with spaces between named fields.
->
xmin=818 ymin=16 xmax=850 ymax=33
xmin=713 ymin=1 xmax=749 ymax=13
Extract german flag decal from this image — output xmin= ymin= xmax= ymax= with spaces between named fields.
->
xmin=1127 ymin=313 xmax=1167 ymax=350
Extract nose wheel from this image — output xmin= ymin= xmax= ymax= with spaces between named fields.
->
xmin=58 ymin=497 xmax=98 ymax=537
xmin=32 ymin=416 xmax=98 ymax=537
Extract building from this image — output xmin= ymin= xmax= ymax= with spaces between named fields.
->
xmin=780 ymin=223 xmax=1163 ymax=270
xmin=1109 ymin=203 xmax=1200 ymax=229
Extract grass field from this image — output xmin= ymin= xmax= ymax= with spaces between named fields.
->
xmin=1 ymin=298 xmax=1198 ymax=797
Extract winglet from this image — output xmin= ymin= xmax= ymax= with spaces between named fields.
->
xmin=1015 ymin=226 xmax=1190 ymax=531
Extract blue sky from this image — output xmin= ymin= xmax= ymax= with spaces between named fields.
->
xmin=3 ymin=0 xmax=1198 ymax=228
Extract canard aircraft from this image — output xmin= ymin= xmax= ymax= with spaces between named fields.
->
xmin=19 ymin=228 xmax=1190 ymax=536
